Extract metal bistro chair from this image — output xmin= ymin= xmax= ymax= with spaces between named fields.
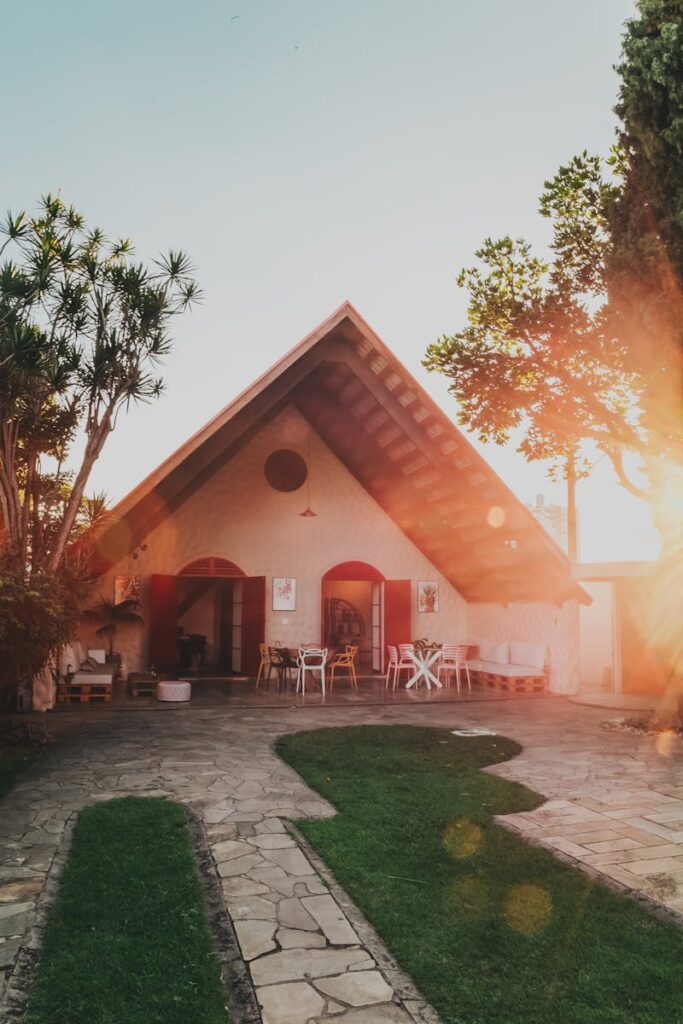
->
xmin=269 ymin=646 xmax=297 ymax=692
xmin=296 ymin=646 xmax=328 ymax=697
xmin=329 ymin=645 xmax=358 ymax=692
xmin=385 ymin=644 xmax=415 ymax=690
xmin=437 ymin=644 xmax=472 ymax=693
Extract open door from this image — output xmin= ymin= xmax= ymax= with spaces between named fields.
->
xmin=149 ymin=574 xmax=179 ymax=672
xmin=384 ymin=580 xmax=411 ymax=662
xmin=241 ymin=576 xmax=266 ymax=677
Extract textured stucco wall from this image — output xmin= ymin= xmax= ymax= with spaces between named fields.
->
xmin=467 ymin=600 xmax=581 ymax=694
xmin=88 ymin=405 xmax=469 ymax=674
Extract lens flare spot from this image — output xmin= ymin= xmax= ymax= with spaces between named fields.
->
xmin=503 ymin=883 xmax=552 ymax=934
xmin=656 ymin=729 xmax=677 ymax=757
xmin=443 ymin=819 xmax=483 ymax=859
xmin=449 ymin=873 xmax=492 ymax=918
xmin=487 ymin=506 xmax=505 ymax=529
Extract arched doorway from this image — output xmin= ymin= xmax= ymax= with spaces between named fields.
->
xmin=322 ymin=562 xmax=385 ymax=672
xmin=149 ymin=558 xmax=265 ymax=676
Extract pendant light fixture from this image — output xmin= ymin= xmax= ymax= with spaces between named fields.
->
xmin=299 ymin=430 xmax=318 ymax=517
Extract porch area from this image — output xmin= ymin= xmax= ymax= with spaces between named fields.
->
xmin=52 ymin=673 xmax=515 ymax=711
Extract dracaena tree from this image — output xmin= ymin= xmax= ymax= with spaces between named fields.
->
xmin=0 ymin=194 xmax=200 ymax=572
xmin=0 ymin=194 xmax=199 ymax=709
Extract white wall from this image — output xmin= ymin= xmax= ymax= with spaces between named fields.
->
xmin=468 ymin=600 xmax=580 ymax=694
xmin=93 ymin=405 xmax=468 ymax=674
xmin=579 ymin=582 xmax=615 ymax=690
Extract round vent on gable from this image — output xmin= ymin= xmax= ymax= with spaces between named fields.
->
xmin=264 ymin=449 xmax=307 ymax=492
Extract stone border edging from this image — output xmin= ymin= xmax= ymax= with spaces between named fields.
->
xmin=0 ymin=815 xmax=76 ymax=1024
xmin=185 ymin=806 xmax=262 ymax=1024
xmin=284 ymin=821 xmax=442 ymax=1024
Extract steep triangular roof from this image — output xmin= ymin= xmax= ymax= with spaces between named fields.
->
xmin=94 ymin=302 xmax=586 ymax=604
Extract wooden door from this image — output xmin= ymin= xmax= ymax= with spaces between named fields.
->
xmin=384 ymin=580 xmax=411 ymax=658
xmin=241 ymin=576 xmax=266 ymax=677
xmin=149 ymin=574 xmax=178 ymax=672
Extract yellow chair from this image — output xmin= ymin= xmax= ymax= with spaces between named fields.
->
xmin=329 ymin=645 xmax=358 ymax=691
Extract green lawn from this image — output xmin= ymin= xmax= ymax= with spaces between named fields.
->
xmin=277 ymin=725 xmax=683 ymax=1024
xmin=25 ymin=797 xmax=229 ymax=1024
xmin=0 ymin=744 xmax=42 ymax=800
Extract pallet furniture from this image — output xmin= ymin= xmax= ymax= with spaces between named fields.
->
xmin=467 ymin=641 xmax=548 ymax=694
xmin=129 ymin=672 xmax=160 ymax=698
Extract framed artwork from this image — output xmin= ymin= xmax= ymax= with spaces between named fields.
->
xmin=272 ymin=577 xmax=296 ymax=611
xmin=417 ymin=580 xmax=439 ymax=613
xmin=114 ymin=574 xmax=142 ymax=606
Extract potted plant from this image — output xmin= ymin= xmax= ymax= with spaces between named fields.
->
xmin=83 ymin=598 xmax=143 ymax=665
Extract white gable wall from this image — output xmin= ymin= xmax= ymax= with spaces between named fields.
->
xmin=91 ymin=405 xmax=469 ymax=673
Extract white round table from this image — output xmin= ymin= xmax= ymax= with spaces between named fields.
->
xmin=156 ymin=680 xmax=192 ymax=702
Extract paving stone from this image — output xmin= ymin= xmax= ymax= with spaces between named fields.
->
xmin=212 ymin=838 xmax=255 ymax=862
xmin=226 ymin=895 xmax=278 ymax=921
xmin=315 ymin=970 xmax=394 ymax=1006
xmin=277 ymin=927 xmax=327 ymax=949
xmin=262 ymin=847 xmax=315 ymax=876
xmin=0 ymin=880 xmax=42 ymax=903
xmin=217 ymin=853 xmax=264 ymax=878
xmin=257 ymin=981 xmax=326 ymax=1024
xmin=249 ymin=834 xmax=297 ymax=850
xmin=302 ymin=894 xmax=359 ymax=945
xmin=251 ymin=947 xmax=374 ymax=986
xmin=0 ymin=937 xmax=21 ymax=969
xmin=0 ymin=909 xmax=31 ymax=937
xmin=311 ymin=1003 xmax=414 ymax=1024
xmin=278 ymin=897 xmax=319 ymax=931
xmin=234 ymin=919 xmax=277 ymax=960
xmin=221 ymin=876 xmax=271 ymax=897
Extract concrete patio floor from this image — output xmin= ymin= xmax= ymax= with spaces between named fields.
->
xmin=2 ymin=697 xmax=683 ymax=1021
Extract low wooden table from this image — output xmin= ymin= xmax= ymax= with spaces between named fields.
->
xmin=129 ymin=672 xmax=160 ymax=698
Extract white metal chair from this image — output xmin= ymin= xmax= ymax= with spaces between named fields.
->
xmin=385 ymin=644 xmax=415 ymax=690
xmin=296 ymin=646 xmax=328 ymax=696
xmin=437 ymin=644 xmax=471 ymax=692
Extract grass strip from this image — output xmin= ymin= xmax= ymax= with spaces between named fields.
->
xmin=25 ymin=796 xmax=229 ymax=1024
xmin=277 ymin=724 xmax=683 ymax=1024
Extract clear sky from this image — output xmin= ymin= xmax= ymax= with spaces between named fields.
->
xmin=1 ymin=0 xmax=657 ymax=562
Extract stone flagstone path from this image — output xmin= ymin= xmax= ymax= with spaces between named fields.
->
xmin=2 ymin=697 xmax=683 ymax=1022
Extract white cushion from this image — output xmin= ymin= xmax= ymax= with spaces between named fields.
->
xmin=510 ymin=642 xmax=546 ymax=670
xmin=88 ymin=648 xmax=107 ymax=665
xmin=478 ymin=641 xmax=509 ymax=665
xmin=476 ymin=661 xmax=545 ymax=678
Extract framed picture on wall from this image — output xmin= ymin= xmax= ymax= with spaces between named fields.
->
xmin=273 ymin=577 xmax=296 ymax=611
xmin=417 ymin=580 xmax=439 ymax=613
xmin=114 ymin=574 xmax=142 ymax=606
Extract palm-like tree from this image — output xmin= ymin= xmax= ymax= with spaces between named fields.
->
xmin=82 ymin=597 xmax=143 ymax=658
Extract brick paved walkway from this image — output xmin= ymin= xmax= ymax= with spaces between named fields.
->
xmin=1 ymin=698 xmax=682 ymax=1022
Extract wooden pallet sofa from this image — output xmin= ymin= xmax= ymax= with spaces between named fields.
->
xmin=57 ymin=647 xmax=117 ymax=704
xmin=467 ymin=641 xmax=548 ymax=694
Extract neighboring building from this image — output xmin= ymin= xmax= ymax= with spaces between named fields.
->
xmin=527 ymin=494 xmax=570 ymax=553
xmin=575 ymin=561 xmax=663 ymax=695
xmin=53 ymin=303 xmax=586 ymax=706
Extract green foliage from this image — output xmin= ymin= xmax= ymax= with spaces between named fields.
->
xmin=426 ymin=0 xmax=683 ymax=523
xmin=0 ymin=195 xmax=198 ymax=708
xmin=279 ymin=725 xmax=683 ymax=1024
xmin=0 ymin=559 xmax=89 ymax=710
xmin=616 ymin=0 xmax=683 ymax=278
xmin=24 ymin=797 xmax=229 ymax=1024
xmin=0 ymin=194 xmax=200 ymax=573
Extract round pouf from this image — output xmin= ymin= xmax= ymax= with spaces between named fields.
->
xmin=156 ymin=680 xmax=192 ymax=702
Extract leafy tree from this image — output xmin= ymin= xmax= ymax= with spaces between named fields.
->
xmin=0 ymin=194 xmax=199 ymax=573
xmin=425 ymin=2 xmax=683 ymax=546
xmin=0 ymin=194 xmax=199 ymax=706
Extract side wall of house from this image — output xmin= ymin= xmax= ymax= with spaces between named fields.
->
xmin=467 ymin=600 xmax=580 ymax=694
xmin=84 ymin=405 xmax=469 ymax=675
